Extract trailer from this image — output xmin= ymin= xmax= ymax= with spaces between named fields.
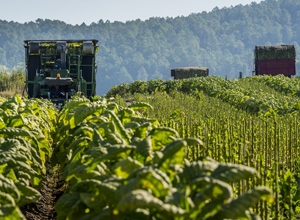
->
xmin=253 ymin=45 xmax=296 ymax=77
xmin=24 ymin=39 xmax=98 ymax=107
xmin=171 ymin=67 xmax=209 ymax=79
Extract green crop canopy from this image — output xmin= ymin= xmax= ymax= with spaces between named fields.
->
xmin=255 ymin=45 xmax=296 ymax=60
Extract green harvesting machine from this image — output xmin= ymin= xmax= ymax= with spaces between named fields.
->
xmin=24 ymin=39 xmax=98 ymax=106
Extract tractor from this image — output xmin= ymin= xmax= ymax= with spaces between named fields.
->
xmin=24 ymin=39 xmax=98 ymax=108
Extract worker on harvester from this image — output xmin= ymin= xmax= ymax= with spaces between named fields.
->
xmin=51 ymin=85 xmax=65 ymax=98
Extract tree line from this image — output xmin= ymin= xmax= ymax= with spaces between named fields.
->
xmin=0 ymin=0 xmax=300 ymax=95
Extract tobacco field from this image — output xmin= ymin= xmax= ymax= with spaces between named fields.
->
xmin=2 ymin=75 xmax=300 ymax=219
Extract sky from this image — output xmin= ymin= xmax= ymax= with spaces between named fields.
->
xmin=0 ymin=0 xmax=263 ymax=25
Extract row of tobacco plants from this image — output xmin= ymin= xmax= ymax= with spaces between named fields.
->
xmin=107 ymin=75 xmax=300 ymax=115
xmin=112 ymin=75 xmax=300 ymax=219
xmin=0 ymin=94 xmax=56 ymax=219
xmin=49 ymin=94 xmax=273 ymax=220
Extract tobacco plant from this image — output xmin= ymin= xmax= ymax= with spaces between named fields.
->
xmin=0 ymin=94 xmax=56 ymax=219
xmin=53 ymin=96 xmax=272 ymax=220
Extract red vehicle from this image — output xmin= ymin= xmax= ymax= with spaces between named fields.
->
xmin=253 ymin=45 xmax=296 ymax=77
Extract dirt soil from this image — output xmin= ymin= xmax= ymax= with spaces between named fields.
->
xmin=20 ymin=163 xmax=67 ymax=220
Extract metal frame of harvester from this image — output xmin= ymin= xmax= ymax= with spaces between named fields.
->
xmin=24 ymin=39 xmax=98 ymax=106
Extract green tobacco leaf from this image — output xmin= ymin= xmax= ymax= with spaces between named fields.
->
xmin=0 ymin=128 xmax=40 ymax=159
xmin=7 ymin=115 xmax=25 ymax=128
xmin=80 ymin=207 xmax=119 ymax=220
xmin=130 ymin=116 xmax=159 ymax=126
xmin=113 ymin=157 xmax=143 ymax=178
xmin=106 ymin=110 xmax=130 ymax=144
xmin=121 ymin=166 xmax=171 ymax=199
xmin=0 ymin=191 xmax=15 ymax=205
xmin=0 ymin=164 xmax=7 ymax=174
xmin=132 ymin=122 xmax=152 ymax=139
xmin=12 ymin=136 xmax=43 ymax=169
xmin=71 ymin=103 xmax=106 ymax=129
xmin=184 ymin=137 xmax=203 ymax=147
xmin=37 ymin=137 xmax=52 ymax=157
xmin=157 ymin=139 xmax=187 ymax=169
xmin=80 ymin=193 xmax=106 ymax=210
xmin=6 ymin=169 xmax=18 ymax=183
xmin=72 ymin=126 xmax=94 ymax=138
xmin=0 ymin=207 xmax=26 ymax=219
xmin=180 ymin=161 xmax=218 ymax=184
xmin=15 ymin=182 xmax=41 ymax=206
xmin=88 ymin=144 xmax=136 ymax=171
xmin=55 ymin=124 xmax=70 ymax=142
xmin=67 ymin=137 xmax=92 ymax=152
xmin=211 ymin=163 xmax=259 ymax=183
xmin=114 ymin=189 xmax=186 ymax=217
xmin=192 ymin=178 xmax=233 ymax=218
xmin=0 ymin=174 xmax=20 ymax=202
xmin=71 ymin=179 xmax=103 ymax=193
xmin=208 ymin=187 xmax=273 ymax=220
xmin=148 ymin=127 xmax=179 ymax=150
xmin=131 ymin=136 xmax=152 ymax=159
xmin=128 ymin=102 xmax=153 ymax=110
xmin=124 ymin=122 xmax=140 ymax=130
xmin=92 ymin=128 xmax=104 ymax=146
xmin=55 ymin=193 xmax=81 ymax=220
xmin=0 ymin=117 xmax=6 ymax=130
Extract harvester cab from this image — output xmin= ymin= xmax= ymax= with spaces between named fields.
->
xmin=24 ymin=40 xmax=98 ymax=108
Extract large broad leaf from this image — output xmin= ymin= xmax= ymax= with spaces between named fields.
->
xmin=132 ymin=122 xmax=152 ymax=139
xmin=0 ymin=164 xmax=7 ymax=174
xmin=80 ymin=193 xmax=107 ymax=210
xmin=157 ymin=139 xmax=187 ymax=170
xmin=113 ymin=157 xmax=143 ymax=178
xmin=55 ymin=193 xmax=81 ymax=220
xmin=210 ymin=163 xmax=259 ymax=183
xmin=15 ymin=182 xmax=41 ymax=206
xmin=207 ymin=187 xmax=273 ymax=220
xmin=7 ymin=115 xmax=26 ymax=128
xmin=67 ymin=137 xmax=92 ymax=152
xmin=0 ymin=128 xmax=40 ymax=159
xmin=180 ymin=161 xmax=218 ymax=184
xmin=0 ymin=139 xmax=29 ymax=155
xmin=92 ymin=128 xmax=104 ymax=146
xmin=120 ymin=166 xmax=172 ymax=199
xmin=148 ymin=127 xmax=179 ymax=150
xmin=0 ymin=207 xmax=26 ymax=219
xmin=0 ymin=191 xmax=15 ymax=205
xmin=191 ymin=177 xmax=233 ymax=218
xmin=0 ymin=175 xmax=20 ymax=202
xmin=71 ymin=126 xmax=94 ymax=139
xmin=12 ymin=136 xmax=43 ymax=169
xmin=70 ymin=103 xmax=106 ymax=129
xmin=55 ymin=124 xmax=70 ymax=143
xmin=131 ymin=136 xmax=152 ymax=162
xmin=114 ymin=189 xmax=186 ymax=217
xmin=71 ymin=179 xmax=120 ymax=205
xmin=0 ymin=117 xmax=6 ymax=130
xmin=106 ymin=110 xmax=130 ymax=144
xmin=128 ymin=102 xmax=153 ymax=110
xmin=130 ymin=116 xmax=159 ymax=126
xmin=87 ymin=144 xmax=137 ymax=172
xmin=37 ymin=137 xmax=52 ymax=157
xmin=0 ymin=157 xmax=39 ymax=182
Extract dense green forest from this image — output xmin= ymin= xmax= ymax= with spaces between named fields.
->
xmin=0 ymin=0 xmax=300 ymax=95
